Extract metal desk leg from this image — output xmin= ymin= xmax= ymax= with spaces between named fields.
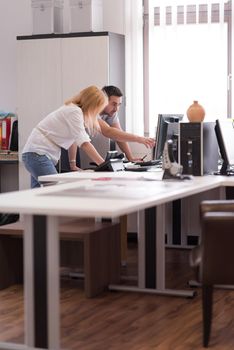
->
xmin=156 ymin=205 xmax=166 ymax=290
xmin=47 ymin=216 xmax=60 ymax=349
xmin=24 ymin=214 xmax=60 ymax=349
xmin=143 ymin=204 xmax=195 ymax=297
xmin=24 ymin=215 xmax=34 ymax=346
xmin=138 ymin=210 xmax=145 ymax=288
xmin=110 ymin=205 xmax=195 ymax=298
xmin=139 ymin=205 xmax=166 ymax=290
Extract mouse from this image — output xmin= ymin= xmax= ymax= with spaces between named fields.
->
xmin=180 ymin=174 xmax=193 ymax=180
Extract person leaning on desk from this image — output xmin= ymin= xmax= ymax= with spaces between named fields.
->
xmin=68 ymin=85 xmax=155 ymax=171
xmin=22 ymin=86 xmax=108 ymax=188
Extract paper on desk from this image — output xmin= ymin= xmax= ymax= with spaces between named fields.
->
xmin=40 ymin=180 xmax=167 ymax=199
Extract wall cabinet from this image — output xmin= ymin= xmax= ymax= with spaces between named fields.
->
xmin=0 ymin=161 xmax=18 ymax=193
xmin=17 ymin=32 xmax=125 ymax=189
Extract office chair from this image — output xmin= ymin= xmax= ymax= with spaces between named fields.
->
xmin=190 ymin=200 xmax=234 ymax=347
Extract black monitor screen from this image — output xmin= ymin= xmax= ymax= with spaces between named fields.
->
xmin=154 ymin=114 xmax=183 ymax=161
xmin=215 ymin=119 xmax=234 ymax=174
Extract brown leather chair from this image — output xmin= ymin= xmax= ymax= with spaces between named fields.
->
xmin=190 ymin=200 xmax=234 ymax=347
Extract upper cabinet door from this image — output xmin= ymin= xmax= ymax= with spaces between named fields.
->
xmin=17 ymin=38 xmax=62 ymax=151
xmin=17 ymin=38 xmax=62 ymax=190
xmin=61 ymin=36 xmax=109 ymax=100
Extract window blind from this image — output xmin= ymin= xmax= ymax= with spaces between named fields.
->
xmin=154 ymin=1 xmax=231 ymax=26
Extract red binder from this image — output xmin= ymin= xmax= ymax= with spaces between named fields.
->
xmin=1 ymin=117 xmax=11 ymax=150
xmin=0 ymin=121 xmax=2 ymax=149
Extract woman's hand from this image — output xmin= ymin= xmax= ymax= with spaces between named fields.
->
xmin=69 ymin=161 xmax=82 ymax=171
xmin=128 ymin=157 xmax=146 ymax=162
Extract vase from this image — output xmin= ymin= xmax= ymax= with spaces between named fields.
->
xmin=186 ymin=101 xmax=205 ymax=122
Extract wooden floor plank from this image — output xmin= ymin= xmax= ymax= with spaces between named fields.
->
xmin=0 ymin=243 xmax=233 ymax=349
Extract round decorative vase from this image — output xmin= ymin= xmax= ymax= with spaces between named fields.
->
xmin=186 ymin=101 xmax=205 ymax=122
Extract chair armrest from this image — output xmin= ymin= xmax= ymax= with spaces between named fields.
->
xmin=201 ymin=200 xmax=234 ymax=214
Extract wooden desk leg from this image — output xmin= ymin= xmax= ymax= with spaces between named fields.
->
xmin=84 ymin=224 xmax=121 ymax=298
xmin=111 ymin=216 xmax=127 ymax=266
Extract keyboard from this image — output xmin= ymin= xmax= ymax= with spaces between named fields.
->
xmin=124 ymin=161 xmax=162 ymax=172
xmin=125 ymin=166 xmax=151 ymax=172
xmin=134 ymin=160 xmax=162 ymax=167
xmin=214 ymin=171 xmax=234 ymax=176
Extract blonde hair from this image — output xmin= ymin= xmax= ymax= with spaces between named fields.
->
xmin=65 ymin=85 xmax=108 ymax=135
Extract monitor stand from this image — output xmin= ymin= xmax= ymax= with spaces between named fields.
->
xmin=219 ymin=161 xmax=228 ymax=175
xmin=214 ymin=161 xmax=234 ymax=176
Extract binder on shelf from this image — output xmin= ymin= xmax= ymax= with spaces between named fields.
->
xmin=1 ymin=117 xmax=11 ymax=150
xmin=0 ymin=120 xmax=2 ymax=149
xmin=9 ymin=119 xmax=18 ymax=151
xmin=1 ymin=115 xmax=18 ymax=151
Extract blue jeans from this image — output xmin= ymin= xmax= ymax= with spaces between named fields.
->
xmin=22 ymin=152 xmax=58 ymax=188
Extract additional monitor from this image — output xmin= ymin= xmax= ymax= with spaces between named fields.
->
xmin=215 ymin=119 xmax=234 ymax=175
xmin=154 ymin=114 xmax=183 ymax=161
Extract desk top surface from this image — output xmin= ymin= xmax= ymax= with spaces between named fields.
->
xmin=0 ymin=172 xmax=233 ymax=218
xmin=38 ymin=169 xmax=163 ymax=182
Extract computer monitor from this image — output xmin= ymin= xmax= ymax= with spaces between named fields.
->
xmin=215 ymin=119 xmax=234 ymax=175
xmin=154 ymin=114 xmax=183 ymax=161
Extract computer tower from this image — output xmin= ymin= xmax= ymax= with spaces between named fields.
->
xmin=178 ymin=122 xmax=219 ymax=176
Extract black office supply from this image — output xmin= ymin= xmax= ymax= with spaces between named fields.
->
xmin=125 ymin=166 xmax=151 ymax=172
xmin=9 ymin=120 xmax=18 ymax=151
xmin=214 ymin=119 xmax=234 ymax=175
xmin=94 ymin=158 xmax=124 ymax=172
xmin=162 ymin=139 xmax=192 ymax=180
xmin=179 ymin=122 xmax=219 ymax=176
xmin=134 ymin=160 xmax=161 ymax=167
xmin=105 ymin=150 xmax=118 ymax=161
xmin=105 ymin=150 xmax=125 ymax=161
xmin=154 ymin=114 xmax=183 ymax=162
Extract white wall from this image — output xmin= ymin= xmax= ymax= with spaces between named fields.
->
xmin=103 ymin=0 xmax=125 ymax=34
xmin=0 ymin=0 xmax=124 ymax=114
xmin=0 ymin=0 xmax=32 ymax=113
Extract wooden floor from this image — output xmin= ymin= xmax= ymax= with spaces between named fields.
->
xmin=0 ymin=241 xmax=234 ymax=349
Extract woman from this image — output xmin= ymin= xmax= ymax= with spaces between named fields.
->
xmin=22 ymin=85 xmax=107 ymax=188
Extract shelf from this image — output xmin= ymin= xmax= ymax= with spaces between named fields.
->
xmin=0 ymin=151 xmax=18 ymax=163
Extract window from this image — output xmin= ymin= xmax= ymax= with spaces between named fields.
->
xmin=144 ymin=0 xmax=231 ymax=136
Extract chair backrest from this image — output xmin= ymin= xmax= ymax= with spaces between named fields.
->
xmin=200 ymin=200 xmax=234 ymax=285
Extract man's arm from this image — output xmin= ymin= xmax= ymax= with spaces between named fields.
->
xmin=110 ymin=122 xmax=144 ymax=162
xmin=116 ymin=141 xmax=137 ymax=162
xmin=98 ymin=119 xmax=155 ymax=148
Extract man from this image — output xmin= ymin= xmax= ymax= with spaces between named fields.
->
xmin=99 ymin=85 xmax=152 ymax=162
xmin=68 ymin=85 xmax=155 ymax=170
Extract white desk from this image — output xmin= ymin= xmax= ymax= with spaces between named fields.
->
xmin=38 ymin=168 xmax=164 ymax=182
xmin=0 ymin=174 xmax=233 ymax=349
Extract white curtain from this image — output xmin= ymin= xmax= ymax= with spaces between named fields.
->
xmin=125 ymin=0 xmax=144 ymax=135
